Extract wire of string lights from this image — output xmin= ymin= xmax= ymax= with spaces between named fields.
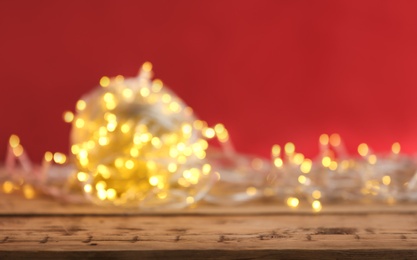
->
xmin=2 ymin=63 xmax=417 ymax=212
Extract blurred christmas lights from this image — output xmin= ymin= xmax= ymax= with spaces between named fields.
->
xmin=2 ymin=63 xmax=417 ymax=212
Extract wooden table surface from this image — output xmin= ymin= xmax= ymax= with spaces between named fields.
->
xmin=1 ymin=194 xmax=417 ymax=259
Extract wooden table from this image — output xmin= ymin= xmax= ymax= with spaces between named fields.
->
xmin=1 ymin=194 xmax=416 ymax=259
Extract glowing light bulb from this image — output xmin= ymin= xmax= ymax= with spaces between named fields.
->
xmin=322 ymin=156 xmax=331 ymax=167
xmin=312 ymin=200 xmax=322 ymax=212
xmin=2 ymin=181 xmax=14 ymax=194
xmin=287 ymin=197 xmax=299 ymax=208
xmin=312 ymin=190 xmax=321 ymax=199
xmin=368 ymin=154 xmax=377 ymax=165
xmin=76 ymin=100 xmax=87 ymax=111
xmin=53 ymin=153 xmax=66 ymax=164
xmin=293 ymin=153 xmax=304 ymax=165
xmin=23 ymin=184 xmax=35 ymax=199
xmin=274 ymin=158 xmax=283 ymax=168
xmin=358 ymin=143 xmax=369 ymax=157
xmin=9 ymin=135 xmax=20 ymax=148
xmin=329 ymin=133 xmax=341 ymax=147
xmin=329 ymin=161 xmax=338 ymax=170
xmin=152 ymin=79 xmax=163 ymax=92
xmin=392 ymin=142 xmax=401 ymax=155
xmin=300 ymin=159 xmax=312 ymax=174
xmin=142 ymin=61 xmax=153 ymax=72
xmin=63 ymin=111 xmax=74 ymax=123
xmin=319 ymin=134 xmax=329 ymax=145
xmin=272 ymin=144 xmax=281 ymax=157
xmin=204 ymin=128 xmax=215 ymax=139
xmin=100 ymin=76 xmax=110 ymax=87
xmin=69 ymin=64 xmax=213 ymax=206
xmin=44 ymin=151 xmax=53 ymax=162
xmin=298 ymin=175 xmax=307 ymax=184
xmin=284 ymin=142 xmax=295 ymax=155
xmin=246 ymin=187 xmax=257 ymax=196
xmin=382 ymin=175 xmax=391 ymax=185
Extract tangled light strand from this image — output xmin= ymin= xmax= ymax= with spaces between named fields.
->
xmin=2 ymin=63 xmax=417 ymax=212
xmin=68 ymin=62 xmax=218 ymax=208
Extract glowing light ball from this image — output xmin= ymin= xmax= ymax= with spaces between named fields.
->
xmin=70 ymin=63 xmax=214 ymax=208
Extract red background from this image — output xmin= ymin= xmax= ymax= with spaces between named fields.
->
xmin=1 ymin=0 xmax=417 ymax=162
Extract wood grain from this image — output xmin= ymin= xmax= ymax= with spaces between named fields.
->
xmin=0 ymin=194 xmax=417 ymax=259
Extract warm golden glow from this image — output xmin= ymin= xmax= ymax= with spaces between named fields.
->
xmin=319 ymin=134 xmax=329 ymax=145
xmin=392 ymin=142 xmax=401 ymax=155
xmin=300 ymin=159 xmax=312 ymax=174
xmin=106 ymin=121 xmax=117 ymax=132
xmin=152 ymin=79 xmax=163 ymax=92
xmin=23 ymin=184 xmax=35 ymax=199
xmin=162 ymin=93 xmax=172 ymax=103
xmin=312 ymin=200 xmax=322 ymax=212
xmin=274 ymin=158 xmax=283 ymax=168
xmin=53 ymin=153 xmax=67 ymax=164
xmin=272 ymin=144 xmax=281 ymax=157
xmin=106 ymin=189 xmax=117 ymax=200
xmin=2 ymin=181 xmax=14 ymax=194
xmin=96 ymin=181 xmax=106 ymax=190
xmin=69 ymin=65 xmax=213 ymax=206
xmin=125 ymin=159 xmax=135 ymax=169
xmin=214 ymin=123 xmax=225 ymax=133
xmin=284 ymin=142 xmax=295 ymax=155
xmin=13 ymin=145 xmax=24 ymax=157
xmin=186 ymin=196 xmax=195 ymax=204
xmin=298 ymin=175 xmax=307 ymax=184
xmin=214 ymin=123 xmax=229 ymax=142
xmin=149 ymin=176 xmax=159 ymax=186
xmin=287 ymin=197 xmax=299 ymax=208
xmin=84 ymin=184 xmax=92 ymax=193
xmin=246 ymin=187 xmax=257 ymax=196
xmin=115 ymin=75 xmax=124 ymax=83
xmin=312 ymin=190 xmax=321 ymax=199
xmin=193 ymin=120 xmax=204 ymax=130
xmin=100 ymin=76 xmax=110 ymax=87
xmin=142 ymin=61 xmax=153 ymax=72
xmin=293 ymin=153 xmax=304 ymax=165
xmin=368 ymin=154 xmax=377 ymax=165
xmin=204 ymin=128 xmax=215 ymax=139
xmin=329 ymin=133 xmax=341 ymax=147
xmin=171 ymin=101 xmax=182 ymax=112
xmin=321 ymin=156 xmax=331 ymax=167
xmin=44 ymin=151 xmax=53 ymax=162
xmin=122 ymin=88 xmax=133 ymax=100
xmin=382 ymin=175 xmax=391 ymax=185
xmin=75 ymin=118 xmax=85 ymax=128
xmin=77 ymin=172 xmax=89 ymax=182
xmin=76 ymin=100 xmax=87 ymax=111
xmin=98 ymin=136 xmax=109 ymax=146
xmin=340 ymin=160 xmax=350 ymax=170
xmin=63 ymin=111 xmax=74 ymax=123
xmin=97 ymin=189 xmax=107 ymax=200
xmin=140 ymin=87 xmax=150 ymax=97
xmin=358 ymin=143 xmax=369 ymax=157
xmin=121 ymin=123 xmax=131 ymax=133
xmin=202 ymin=164 xmax=211 ymax=174
xmin=329 ymin=161 xmax=338 ymax=171
xmin=9 ymin=134 xmax=20 ymax=148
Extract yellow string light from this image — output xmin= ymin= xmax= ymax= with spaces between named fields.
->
xmin=392 ymin=142 xmax=401 ymax=155
xmin=358 ymin=143 xmax=369 ymax=157
xmin=319 ymin=134 xmax=329 ymax=146
xmin=286 ymin=197 xmax=299 ymax=208
xmin=2 ymin=63 xmax=416 ymax=212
